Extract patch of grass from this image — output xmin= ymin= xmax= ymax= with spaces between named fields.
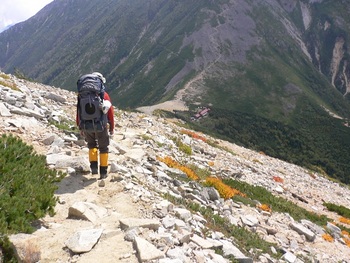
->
xmin=187 ymin=163 xmax=210 ymax=180
xmin=171 ymin=136 xmax=192 ymax=155
xmin=140 ymin=134 xmax=153 ymax=141
xmin=324 ymin=203 xmax=350 ymax=219
xmin=252 ymin=159 xmax=263 ymax=164
xmin=0 ymin=73 xmax=10 ymax=80
xmin=49 ymin=118 xmax=77 ymax=132
xmin=0 ymin=79 xmax=20 ymax=91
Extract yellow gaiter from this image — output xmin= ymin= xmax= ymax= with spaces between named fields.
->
xmin=100 ymin=153 xmax=108 ymax=167
xmin=89 ymin=148 xmax=98 ymax=162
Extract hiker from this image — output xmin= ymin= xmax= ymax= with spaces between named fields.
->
xmin=76 ymin=72 xmax=114 ymax=179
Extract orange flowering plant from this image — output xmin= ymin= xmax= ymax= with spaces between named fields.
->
xmin=342 ymin=230 xmax=350 ymax=238
xmin=257 ymin=204 xmax=272 ymax=213
xmin=157 ymin=156 xmax=246 ymax=200
xmin=339 ymin=217 xmax=350 ymax=225
xmin=341 ymin=230 xmax=350 ymax=247
xmin=205 ymin=177 xmax=245 ymax=200
xmin=322 ymin=233 xmax=334 ymax=242
xmin=272 ymin=176 xmax=284 ymax=183
xmin=208 ymin=161 xmax=215 ymax=167
xmin=180 ymin=129 xmax=207 ymax=142
xmin=157 ymin=156 xmax=199 ymax=180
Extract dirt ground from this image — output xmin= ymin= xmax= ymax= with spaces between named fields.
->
xmin=136 ymin=99 xmax=189 ymax=115
xmin=34 ymin=171 xmax=142 ymax=263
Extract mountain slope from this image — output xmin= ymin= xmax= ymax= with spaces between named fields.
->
xmin=2 ymin=72 xmax=350 ymax=262
xmin=1 ymin=0 xmax=350 ymax=183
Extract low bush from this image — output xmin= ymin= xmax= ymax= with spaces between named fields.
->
xmin=204 ymin=177 xmax=245 ymax=199
xmin=157 ymin=156 xmax=199 ymax=180
xmin=0 ymin=134 xmax=64 ymax=261
xmin=171 ymin=136 xmax=192 ymax=155
xmin=324 ymin=202 xmax=350 ymax=219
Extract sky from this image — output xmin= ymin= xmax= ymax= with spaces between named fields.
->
xmin=0 ymin=0 xmax=54 ymax=32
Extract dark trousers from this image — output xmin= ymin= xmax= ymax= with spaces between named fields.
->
xmin=84 ymin=129 xmax=109 ymax=153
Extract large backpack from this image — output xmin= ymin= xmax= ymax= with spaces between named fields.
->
xmin=77 ymin=74 xmax=107 ymax=132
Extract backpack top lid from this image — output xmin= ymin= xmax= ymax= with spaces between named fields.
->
xmin=77 ymin=73 xmax=105 ymax=94
xmin=91 ymin=72 xmax=106 ymax=83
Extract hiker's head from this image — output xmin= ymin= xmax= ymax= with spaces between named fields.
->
xmin=92 ymin=72 xmax=106 ymax=84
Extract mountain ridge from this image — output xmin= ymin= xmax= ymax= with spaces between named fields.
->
xmin=1 ymin=0 xmax=350 ymax=183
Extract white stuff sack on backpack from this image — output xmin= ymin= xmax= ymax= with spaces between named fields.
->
xmin=102 ymin=100 xmax=111 ymax=114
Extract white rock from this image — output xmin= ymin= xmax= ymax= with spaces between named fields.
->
xmin=65 ymin=229 xmax=103 ymax=253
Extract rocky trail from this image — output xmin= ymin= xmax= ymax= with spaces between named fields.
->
xmin=1 ymin=73 xmax=350 ymax=263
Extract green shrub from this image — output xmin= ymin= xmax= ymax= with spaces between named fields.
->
xmin=0 ymin=134 xmax=64 ymax=261
xmin=324 ymin=203 xmax=350 ymax=218
xmin=187 ymin=163 xmax=211 ymax=180
xmin=140 ymin=134 xmax=153 ymax=141
xmin=0 ymin=73 xmax=10 ymax=80
xmin=171 ymin=136 xmax=192 ymax=155
xmin=0 ymin=80 xmax=19 ymax=91
xmin=49 ymin=118 xmax=77 ymax=132
xmin=179 ymin=144 xmax=192 ymax=155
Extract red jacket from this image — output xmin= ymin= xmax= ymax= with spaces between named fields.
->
xmin=76 ymin=92 xmax=114 ymax=132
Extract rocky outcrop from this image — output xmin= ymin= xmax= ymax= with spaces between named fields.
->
xmin=2 ymin=73 xmax=350 ymax=262
xmin=331 ymin=37 xmax=346 ymax=87
xmin=300 ymin=2 xmax=312 ymax=30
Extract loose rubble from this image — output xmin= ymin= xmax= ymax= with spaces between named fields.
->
xmin=1 ymin=72 xmax=350 ymax=263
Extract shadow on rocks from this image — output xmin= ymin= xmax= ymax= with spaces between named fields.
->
xmin=55 ymin=172 xmax=96 ymax=194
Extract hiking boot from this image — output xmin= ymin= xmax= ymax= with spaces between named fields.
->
xmin=90 ymin=161 xmax=98 ymax=174
xmin=98 ymin=179 xmax=105 ymax=187
xmin=99 ymin=166 xmax=108 ymax=180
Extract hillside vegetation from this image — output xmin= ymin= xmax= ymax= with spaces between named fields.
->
xmin=0 ymin=134 xmax=64 ymax=262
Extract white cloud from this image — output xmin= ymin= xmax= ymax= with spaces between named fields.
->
xmin=0 ymin=0 xmax=53 ymax=31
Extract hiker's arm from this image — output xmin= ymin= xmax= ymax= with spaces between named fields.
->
xmin=108 ymin=106 xmax=114 ymax=134
xmin=76 ymin=100 xmax=84 ymax=136
xmin=76 ymin=99 xmax=80 ymax=127
xmin=103 ymin=93 xmax=115 ymax=133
